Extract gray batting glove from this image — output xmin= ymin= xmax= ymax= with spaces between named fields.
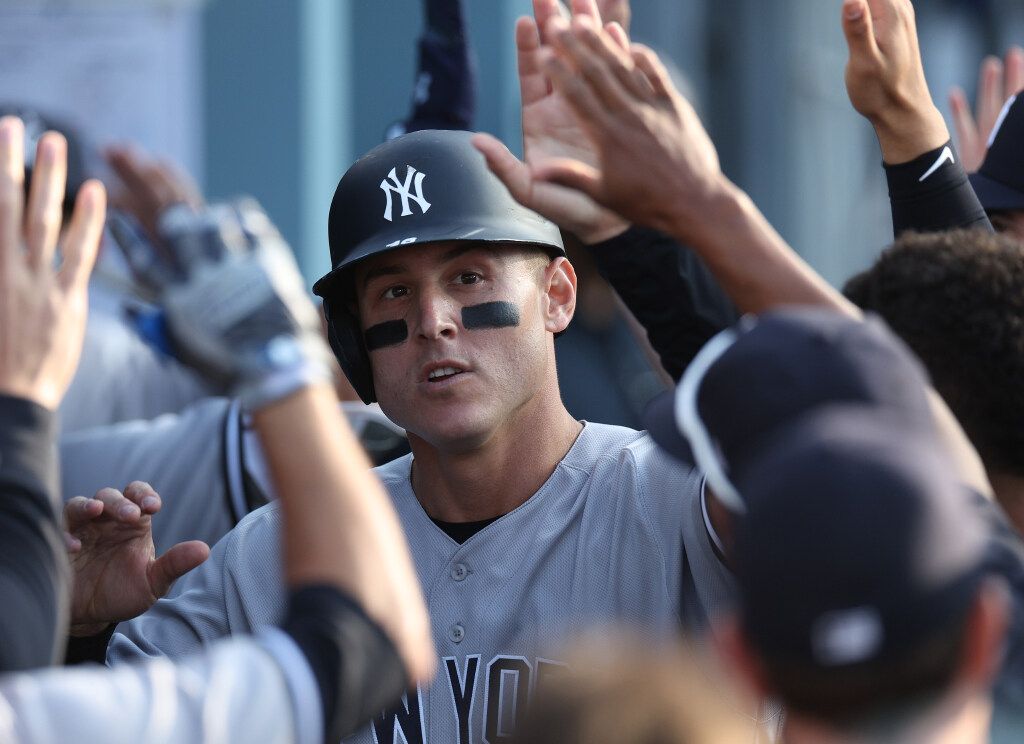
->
xmin=155 ymin=199 xmax=333 ymax=411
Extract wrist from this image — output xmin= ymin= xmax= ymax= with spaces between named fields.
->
xmin=872 ymin=104 xmax=950 ymax=165
xmin=576 ymin=218 xmax=631 ymax=246
xmin=69 ymin=622 xmax=113 ymax=638
xmin=663 ymin=176 xmax=742 ymax=246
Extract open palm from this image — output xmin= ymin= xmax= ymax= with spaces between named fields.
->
xmin=473 ymin=0 xmax=628 ymax=244
xmin=65 ymin=484 xmax=209 ymax=631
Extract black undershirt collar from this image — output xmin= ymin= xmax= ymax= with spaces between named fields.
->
xmin=430 ymin=516 xmax=501 ymax=544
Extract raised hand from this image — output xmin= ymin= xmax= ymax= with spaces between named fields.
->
xmin=950 ymin=47 xmax=1024 ymax=173
xmin=840 ymin=0 xmax=949 ymax=164
xmin=472 ymin=0 xmax=629 ymax=244
xmin=106 ymin=145 xmax=203 ymax=244
xmin=531 ymin=14 xmax=723 ymax=243
xmin=64 ymin=481 xmax=210 ymax=635
xmin=0 ymin=117 xmax=106 ymax=411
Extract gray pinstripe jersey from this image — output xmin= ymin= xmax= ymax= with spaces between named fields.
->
xmin=60 ymin=398 xmax=406 ymax=555
xmin=1 ymin=630 xmax=320 ymax=744
xmin=109 ymin=422 xmax=736 ymax=744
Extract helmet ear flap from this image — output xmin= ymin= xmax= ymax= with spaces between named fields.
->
xmin=322 ymin=296 xmax=377 ymax=404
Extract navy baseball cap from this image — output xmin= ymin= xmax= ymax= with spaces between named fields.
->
xmin=644 ymin=308 xmax=934 ymax=512
xmin=734 ymin=406 xmax=987 ymax=670
xmin=970 ymin=94 xmax=1024 ymax=212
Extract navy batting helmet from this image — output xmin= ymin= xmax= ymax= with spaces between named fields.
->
xmin=313 ymin=129 xmax=564 ymax=403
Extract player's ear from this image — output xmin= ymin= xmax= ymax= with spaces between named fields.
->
xmin=714 ymin=614 xmax=775 ymax=701
xmin=956 ymin=578 xmax=1011 ymax=691
xmin=541 ymin=256 xmax=576 ymax=334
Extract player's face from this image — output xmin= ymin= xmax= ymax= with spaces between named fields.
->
xmin=354 ymin=241 xmax=574 ymax=450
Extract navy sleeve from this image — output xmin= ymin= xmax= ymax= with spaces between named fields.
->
xmin=392 ymin=0 xmax=475 ymax=136
xmin=589 ymin=226 xmax=739 ymax=382
xmin=0 ymin=394 xmax=68 ymax=672
xmin=885 ymin=142 xmax=993 ymax=236
xmin=282 ymin=584 xmax=407 ymax=743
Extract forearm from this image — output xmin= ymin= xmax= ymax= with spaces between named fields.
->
xmin=252 ymin=383 xmax=390 ymax=589
xmin=253 ymin=384 xmax=420 ymax=733
xmin=871 ymin=103 xmax=950 ymax=166
xmin=590 ymin=226 xmax=738 ymax=381
xmin=885 ymin=141 xmax=992 ymax=235
xmin=0 ymin=394 xmax=69 ymax=671
xmin=670 ymin=180 xmax=859 ymax=317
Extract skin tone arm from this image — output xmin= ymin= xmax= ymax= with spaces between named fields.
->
xmin=526 ymin=10 xmax=991 ymax=499
xmin=950 ymin=47 xmax=1024 ymax=173
xmin=253 ymin=382 xmax=436 ymax=685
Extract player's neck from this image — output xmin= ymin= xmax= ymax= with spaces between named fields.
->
xmin=407 ymin=393 xmax=582 ymax=523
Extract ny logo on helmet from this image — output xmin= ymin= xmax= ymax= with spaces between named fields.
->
xmin=380 ymin=165 xmax=432 ymax=222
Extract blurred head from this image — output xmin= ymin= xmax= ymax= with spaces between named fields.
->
xmin=969 ymin=94 xmax=1024 ymax=240
xmin=718 ymin=407 xmax=1007 ymax=733
xmin=644 ymin=308 xmax=935 ymax=513
xmin=512 ymin=639 xmax=751 ymax=744
xmin=844 ymin=229 xmax=1024 ymax=486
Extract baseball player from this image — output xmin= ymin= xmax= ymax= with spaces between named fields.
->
xmin=107 ymin=127 xmax=742 ymax=744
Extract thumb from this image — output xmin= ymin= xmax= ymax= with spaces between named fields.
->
xmin=532 ymin=159 xmax=605 ymax=204
xmin=471 ymin=132 xmax=535 ymax=205
xmin=841 ymin=0 xmax=879 ymax=60
xmin=148 ymin=540 xmax=210 ymax=598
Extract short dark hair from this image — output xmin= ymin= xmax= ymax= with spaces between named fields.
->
xmin=759 ymin=616 xmax=968 ymax=725
xmin=844 ymin=229 xmax=1024 ymax=476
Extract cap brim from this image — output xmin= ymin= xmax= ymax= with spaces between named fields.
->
xmin=643 ymin=390 xmax=696 ymax=465
xmin=969 ymin=172 xmax=1024 ymax=212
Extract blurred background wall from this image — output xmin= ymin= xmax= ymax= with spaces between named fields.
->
xmin=3 ymin=0 xmax=1023 ymax=285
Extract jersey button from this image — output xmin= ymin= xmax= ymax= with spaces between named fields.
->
xmin=450 ymin=623 xmax=465 ymax=643
xmin=450 ymin=563 xmax=468 ymax=582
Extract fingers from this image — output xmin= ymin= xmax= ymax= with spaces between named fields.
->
xmin=532 ymin=158 xmax=604 ymax=203
xmin=977 ymin=56 xmax=1005 ymax=129
xmin=516 ymin=16 xmax=551 ymax=106
xmin=547 ymin=16 xmax=632 ymax=115
xmin=569 ymin=0 xmax=602 ymax=22
xmin=631 ymin=44 xmax=673 ymax=99
xmin=0 ymin=117 xmax=25 ymax=278
xmin=948 ymin=86 xmax=979 ymax=152
xmin=57 ymin=179 xmax=105 ymax=291
xmin=148 ymin=540 xmax=210 ymax=598
xmin=63 ymin=531 xmax=81 ymax=553
xmin=93 ymin=486 xmax=142 ymax=522
xmin=123 ymin=481 xmax=162 ymax=514
xmin=63 ymin=495 xmax=104 ymax=531
xmin=573 ymin=16 xmax=651 ymax=102
xmin=841 ymin=0 xmax=880 ymax=63
xmin=1005 ymin=46 xmax=1024 ymax=97
xmin=25 ymin=132 xmax=67 ymax=273
xmin=605 ymin=21 xmax=629 ymax=51
xmin=471 ymin=133 xmax=535 ymax=205
xmin=532 ymin=0 xmax=565 ymax=45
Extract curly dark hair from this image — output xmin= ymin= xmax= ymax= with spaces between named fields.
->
xmin=844 ymin=229 xmax=1024 ymax=477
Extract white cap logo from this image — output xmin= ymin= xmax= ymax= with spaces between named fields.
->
xmin=811 ymin=607 xmax=883 ymax=666
xmin=380 ymin=165 xmax=431 ymax=222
